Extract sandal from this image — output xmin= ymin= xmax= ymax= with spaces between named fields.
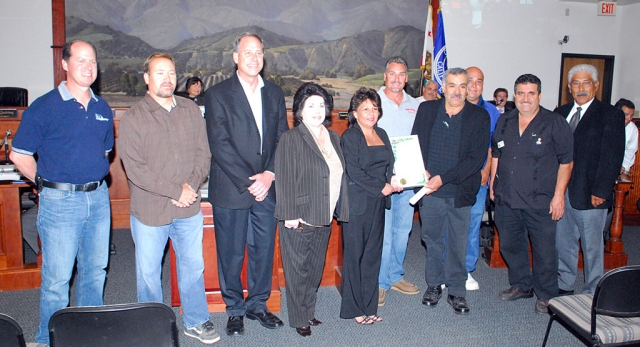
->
xmin=355 ymin=315 xmax=374 ymax=325
xmin=368 ymin=315 xmax=382 ymax=322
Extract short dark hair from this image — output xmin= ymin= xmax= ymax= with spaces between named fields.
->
xmin=347 ymin=87 xmax=383 ymax=127
xmin=292 ymin=82 xmax=333 ymax=127
xmin=234 ymin=32 xmax=263 ymax=52
xmin=62 ymin=40 xmax=97 ymax=62
xmin=514 ymin=74 xmax=542 ymax=94
xmin=143 ymin=52 xmax=175 ymax=73
xmin=614 ymin=98 xmax=635 ymax=110
xmin=185 ymin=76 xmax=203 ymax=91
xmin=493 ymin=87 xmax=508 ymax=98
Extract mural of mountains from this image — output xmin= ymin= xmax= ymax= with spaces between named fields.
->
xmin=68 ymin=17 xmax=426 ymax=75
xmin=67 ymin=0 xmax=428 ymax=49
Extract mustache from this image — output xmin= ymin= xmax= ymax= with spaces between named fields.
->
xmin=576 ymin=91 xmax=589 ymax=97
xmin=449 ymin=93 xmax=463 ymax=99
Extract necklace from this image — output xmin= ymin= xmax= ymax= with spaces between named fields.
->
xmin=305 ymin=122 xmax=333 ymax=157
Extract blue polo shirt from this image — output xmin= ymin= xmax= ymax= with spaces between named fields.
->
xmin=12 ymin=82 xmax=114 ymax=184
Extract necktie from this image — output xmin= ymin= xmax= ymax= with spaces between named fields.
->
xmin=569 ymin=107 xmax=581 ymax=132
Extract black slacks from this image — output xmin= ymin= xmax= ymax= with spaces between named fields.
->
xmin=340 ymin=196 xmax=385 ymax=319
xmin=279 ymin=222 xmax=331 ymax=328
xmin=213 ymin=195 xmax=277 ymax=317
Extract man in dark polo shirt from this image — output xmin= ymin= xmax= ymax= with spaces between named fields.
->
xmin=119 ymin=53 xmax=218 ymax=344
xmin=412 ymin=67 xmax=490 ymax=315
xmin=10 ymin=40 xmax=113 ymax=346
xmin=491 ymin=74 xmax=573 ymax=314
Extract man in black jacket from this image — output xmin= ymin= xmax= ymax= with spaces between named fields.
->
xmin=412 ymin=67 xmax=490 ymax=315
xmin=554 ymin=64 xmax=625 ymax=295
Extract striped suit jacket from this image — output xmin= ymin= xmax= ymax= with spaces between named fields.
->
xmin=274 ymin=123 xmax=349 ymax=226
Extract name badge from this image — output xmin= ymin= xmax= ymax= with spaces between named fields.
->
xmin=497 ymin=141 xmax=505 ymax=148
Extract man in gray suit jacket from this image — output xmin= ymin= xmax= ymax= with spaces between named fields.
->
xmin=554 ymin=64 xmax=625 ymax=294
xmin=204 ymin=32 xmax=288 ymax=336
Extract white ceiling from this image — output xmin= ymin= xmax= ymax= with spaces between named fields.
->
xmin=559 ymin=0 xmax=640 ymax=5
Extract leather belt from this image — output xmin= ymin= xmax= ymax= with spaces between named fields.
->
xmin=41 ymin=180 xmax=103 ymax=192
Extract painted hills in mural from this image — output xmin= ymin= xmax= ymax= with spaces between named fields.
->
xmin=68 ymin=15 xmax=426 ymax=108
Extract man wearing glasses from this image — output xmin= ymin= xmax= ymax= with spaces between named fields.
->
xmin=554 ymin=64 xmax=625 ymax=295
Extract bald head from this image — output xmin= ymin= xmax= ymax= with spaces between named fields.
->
xmin=466 ymin=66 xmax=485 ymax=104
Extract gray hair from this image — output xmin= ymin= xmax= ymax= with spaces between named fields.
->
xmin=385 ymin=56 xmax=409 ymax=71
xmin=443 ymin=67 xmax=469 ymax=82
xmin=568 ymin=64 xmax=598 ymax=83
xmin=234 ymin=32 xmax=263 ymax=52
xmin=423 ymin=79 xmax=436 ymax=88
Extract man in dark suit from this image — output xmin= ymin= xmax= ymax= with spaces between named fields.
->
xmin=488 ymin=87 xmax=516 ymax=114
xmin=204 ymin=32 xmax=288 ymax=336
xmin=554 ymin=64 xmax=625 ymax=294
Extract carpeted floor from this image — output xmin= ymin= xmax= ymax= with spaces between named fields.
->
xmin=2 ymin=223 xmax=639 ymax=347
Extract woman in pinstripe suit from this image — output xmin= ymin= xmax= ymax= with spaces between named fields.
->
xmin=274 ymin=82 xmax=349 ymax=337
xmin=339 ymin=88 xmax=402 ymax=324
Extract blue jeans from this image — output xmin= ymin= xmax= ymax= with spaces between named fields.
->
xmin=378 ymin=190 xmax=414 ymax=290
xmin=35 ymin=182 xmax=111 ymax=344
xmin=466 ymin=184 xmax=487 ymax=273
xmin=130 ymin=212 xmax=209 ymax=329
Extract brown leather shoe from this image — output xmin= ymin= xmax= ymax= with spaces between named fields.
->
xmin=535 ymin=298 xmax=549 ymax=314
xmin=498 ymin=286 xmax=534 ymax=301
xmin=391 ymin=279 xmax=420 ymax=295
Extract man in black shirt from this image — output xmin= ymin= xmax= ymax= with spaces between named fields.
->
xmin=412 ymin=68 xmax=490 ymax=315
xmin=490 ymin=74 xmax=573 ymax=314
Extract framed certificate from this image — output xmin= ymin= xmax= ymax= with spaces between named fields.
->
xmin=389 ymin=135 xmax=427 ymax=188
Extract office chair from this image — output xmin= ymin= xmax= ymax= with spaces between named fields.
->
xmin=48 ymin=302 xmax=179 ymax=347
xmin=0 ymin=313 xmax=26 ymax=347
xmin=542 ymin=265 xmax=640 ymax=346
xmin=0 ymin=87 xmax=28 ymax=107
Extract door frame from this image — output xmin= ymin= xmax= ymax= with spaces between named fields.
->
xmin=558 ymin=53 xmax=615 ymax=107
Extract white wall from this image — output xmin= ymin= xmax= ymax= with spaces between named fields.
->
xmin=442 ymin=0 xmax=636 ymax=110
xmin=0 ymin=0 xmax=53 ymax=104
xmin=616 ymin=2 xmax=640 ymax=113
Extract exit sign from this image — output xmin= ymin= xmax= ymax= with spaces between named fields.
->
xmin=598 ymin=1 xmax=616 ymax=16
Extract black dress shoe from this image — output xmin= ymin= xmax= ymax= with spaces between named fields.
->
xmin=558 ymin=289 xmax=574 ymax=296
xmin=447 ymin=295 xmax=470 ymax=314
xmin=498 ymin=286 xmax=534 ymax=301
xmin=535 ymin=298 xmax=549 ymax=315
xmin=246 ymin=310 xmax=284 ymax=329
xmin=295 ymin=326 xmax=311 ymax=337
xmin=422 ymin=285 xmax=443 ymax=307
xmin=308 ymin=318 xmax=322 ymax=326
xmin=226 ymin=315 xmax=245 ymax=336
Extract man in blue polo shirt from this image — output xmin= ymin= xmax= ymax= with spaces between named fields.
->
xmin=10 ymin=40 xmax=113 ymax=347
xmin=463 ymin=66 xmax=500 ymax=291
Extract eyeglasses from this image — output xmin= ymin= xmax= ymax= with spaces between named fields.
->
xmin=570 ymin=80 xmax=594 ymax=88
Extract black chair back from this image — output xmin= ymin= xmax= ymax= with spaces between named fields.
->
xmin=0 ymin=87 xmax=28 ymax=107
xmin=48 ymin=302 xmax=179 ymax=347
xmin=0 ymin=313 xmax=26 ymax=347
xmin=593 ymin=265 xmax=640 ymax=318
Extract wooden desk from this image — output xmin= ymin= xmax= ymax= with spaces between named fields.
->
xmin=0 ymin=182 xmax=41 ymax=290
xmin=484 ymin=181 xmax=631 ymax=270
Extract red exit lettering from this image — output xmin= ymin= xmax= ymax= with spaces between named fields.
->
xmin=601 ymin=3 xmax=614 ymax=14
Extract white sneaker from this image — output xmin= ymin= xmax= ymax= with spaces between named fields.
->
xmin=184 ymin=320 xmax=221 ymax=344
xmin=466 ymin=273 xmax=479 ymax=291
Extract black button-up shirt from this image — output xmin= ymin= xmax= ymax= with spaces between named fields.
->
xmin=491 ymin=107 xmax=573 ymax=209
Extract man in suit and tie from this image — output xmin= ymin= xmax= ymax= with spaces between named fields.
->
xmin=554 ymin=64 xmax=625 ymax=294
xmin=489 ymin=88 xmax=516 ymax=114
xmin=204 ymin=32 xmax=288 ymax=336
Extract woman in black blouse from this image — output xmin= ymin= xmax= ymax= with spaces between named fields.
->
xmin=340 ymin=87 xmax=402 ymax=324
